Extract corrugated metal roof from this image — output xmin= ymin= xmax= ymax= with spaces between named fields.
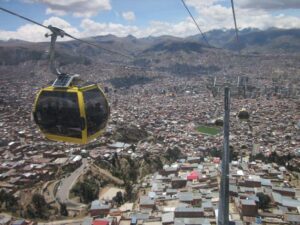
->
xmin=130 ymin=213 xmax=149 ymax=220
xmin=174 ymin=217 xmax=211 ymax=225
xmin=272 ymin=192 xmax=300 ymax=208
xmin=91 ymin=200 xmax=110 ymax=210
xmin=162 ymin=212 xmax=174 ymax=223
xmin=273 ymin=186 xmax=295 ymax=193
xmin=241 ymin=199 xmax=256 ymax=206
xmin=260 ymin=178 xmax=272 ymax=186
xmin=282 ymin=198 xmax=300 ymax=208
xmin=175 ymin=207 xmax=204 ymax=212
xmin=140 ymin=196 xmax=155 ymax=205
xmin=285 ymin=214 xmax=300 ymax=222
xmin=11 ymin=220 xmax=25 ymax=225
xmin=178 ymin=192 xmax=193 ymax=201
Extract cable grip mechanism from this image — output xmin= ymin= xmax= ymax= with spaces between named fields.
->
xmin=45 ymin=25 xmax=66 ymax=76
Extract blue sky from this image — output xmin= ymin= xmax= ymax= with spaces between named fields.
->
xmin=0 ymin=0 xmax=300 ymax=41
xmin=0 ymin=0 xmax=199 ymax=30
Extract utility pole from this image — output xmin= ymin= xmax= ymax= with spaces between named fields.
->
xmin=218 ymin=87 xmax=230 ymax=225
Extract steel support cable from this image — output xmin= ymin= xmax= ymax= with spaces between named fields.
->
xmin=0 ymin=7 xmax=133 ymax=59
xmin=230 ymin=0 xmax=239 ymax=43
xmin=180 ymin=0 xmax=210 ymax=47
xmin=0 ymin=7 xmax=48 ymax=29
xmin=0 ymin=6 xmax=165 ymax=87
xmin=230 ymin=0 xmax=243 ymax=84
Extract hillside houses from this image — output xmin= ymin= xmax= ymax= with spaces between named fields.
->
xmin=80 ymin=158 xmax=300 ymax=225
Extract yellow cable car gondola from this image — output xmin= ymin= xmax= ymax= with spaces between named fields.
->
xmin=33 ymin=82 xmax=109 ymax=144
xmin=32 ymin=26 xmax=110 ymax=144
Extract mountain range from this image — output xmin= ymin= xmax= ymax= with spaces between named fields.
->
xmin=0 ymin=28 xmax=299 ymax=76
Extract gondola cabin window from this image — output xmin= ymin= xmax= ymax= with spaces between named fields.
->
xmin=35 ymin=91 xmax=82 ymax=138
xmin=83 ymin=88 xmax=109 ymax=136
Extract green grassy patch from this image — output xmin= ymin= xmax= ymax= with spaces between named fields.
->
xmin=197 ymin=125 xmax=221 ymax=136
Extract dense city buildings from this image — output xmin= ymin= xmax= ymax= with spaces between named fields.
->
xmin=0 ymin=33 xmax=299 ymax=224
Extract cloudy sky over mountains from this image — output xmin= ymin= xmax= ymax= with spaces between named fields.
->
xmin=0 ymin=0 xmax=300 ymax=41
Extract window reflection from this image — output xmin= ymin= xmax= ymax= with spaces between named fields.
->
xmin=84 ymin=88 xmax=109 ymax=136
xmin=35 ymin=91 xmax=82 ymax=138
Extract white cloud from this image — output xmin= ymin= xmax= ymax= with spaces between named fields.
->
xmin=31 ymin=0 xmax=111 ymax=17
xmin=182 ymin=0 xmax=300 ymax=31
xmin=0 ymin=24 xmax=45 ymax=42
xmin=237 ymin=0 xmax=300 ymax=10
xmin=0 ymin=17 xmax=80 ymax=42
xmin=2 ymin=13 xmax=300 ymax=42
xmin=122 ymin=11 xmax=136 ymax=21
xmin=185 ymin=0 xmax=219 ymax=9
xmin=46 ymin=8 xmax=66 ymax=16
xmin=1 ymin=0 xmax=300 ymax=42
xmin=80 ymin=18 xmax=140 ymax=37
xmin=223 ymin=6 xmax=300 ymax=30
xmin=44 ymin=17 xmax=80 ymax=35
xmin=79 ymin=18 xmax=204 ymax=38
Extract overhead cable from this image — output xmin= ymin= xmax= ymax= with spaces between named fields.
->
xmin=0 ymin=7 xmax=133 ymax=59
xmin=0 ymin=7 xmax=48 ymax=29
xmin=180 ymin=0 xmax=210 ymax=47
xmin=230 ymin=0 xmax=240 ymax=44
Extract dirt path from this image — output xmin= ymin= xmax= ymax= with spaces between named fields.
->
xmin=91 ymin=164 xmax=124 ymax=185
xmin=99 ymin=187 xmax=125 ymax=201
xmin=99 ymin=186 xmax=111 ymax=198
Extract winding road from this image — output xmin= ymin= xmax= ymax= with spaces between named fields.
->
xmin=55 ymin=158 xmax=124 ymax=209
xmin=56 ymin=158 xmax=88 ymax=208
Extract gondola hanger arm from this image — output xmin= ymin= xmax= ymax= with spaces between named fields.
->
xmin=45 ymin=25 xmax=66 ymax=76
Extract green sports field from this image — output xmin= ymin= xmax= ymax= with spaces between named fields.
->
xmin=197 ymin=125 xmax=221 ymax=135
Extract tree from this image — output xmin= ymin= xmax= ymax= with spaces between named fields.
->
xmin=251 ymin=152 xmax=265 ymax=161
xmin=0 ymin=190 xmax=17 ymax=210
xmin=27 ymin=194 xmax=49 ymax=219
xmin=124 ymin=181 xmax=133 ymax=201
xmin=32 ymin=194 xmax=46 ymax=210
xmin=153 ymin=157 xmax=163 ymax=170
xmin=114 ymin=153 xmax=121 ymax=167
xmin=5 ymin=192 xmax=17 ymax=210
xmin=209 ymin=146 xmax=238 ymax=162
xmin=143 ymin=152 xmax=151 ymax=164
xmin=60 ymin=203 xmax=68 ymax=216
xmin=210 ymin=147 xmax=221 ymax=158
xmin=114 ymin=191 xmax=123 ymax=206
xmin=0 ymin=189 xmax=5 ymax=203
xmin=128 ymin=167 xmax=138 ymax=182
xmin=111 ymin=155 xmax=116 ymax=167
xmin=71 ymin=179 xmax=99 ymax=204
xmin=26 ymin=205 xmax=36 ymax=218
xmin=230 ymin=146 xmax=239 ymax=162
xmin=125 ymin=156 xmax=139 ymax=182
xmin=256 ymin=192 xmax=271 ymax=209
xmin=164 ymin=146 xmax=182 ymax=161
xmin=32 ymin=194 xmax=48 ymax=218
xmin=238 ymin=110 xmax=250 ymax=119
xmin=269 ymin=152 xmax=279 ymax=164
